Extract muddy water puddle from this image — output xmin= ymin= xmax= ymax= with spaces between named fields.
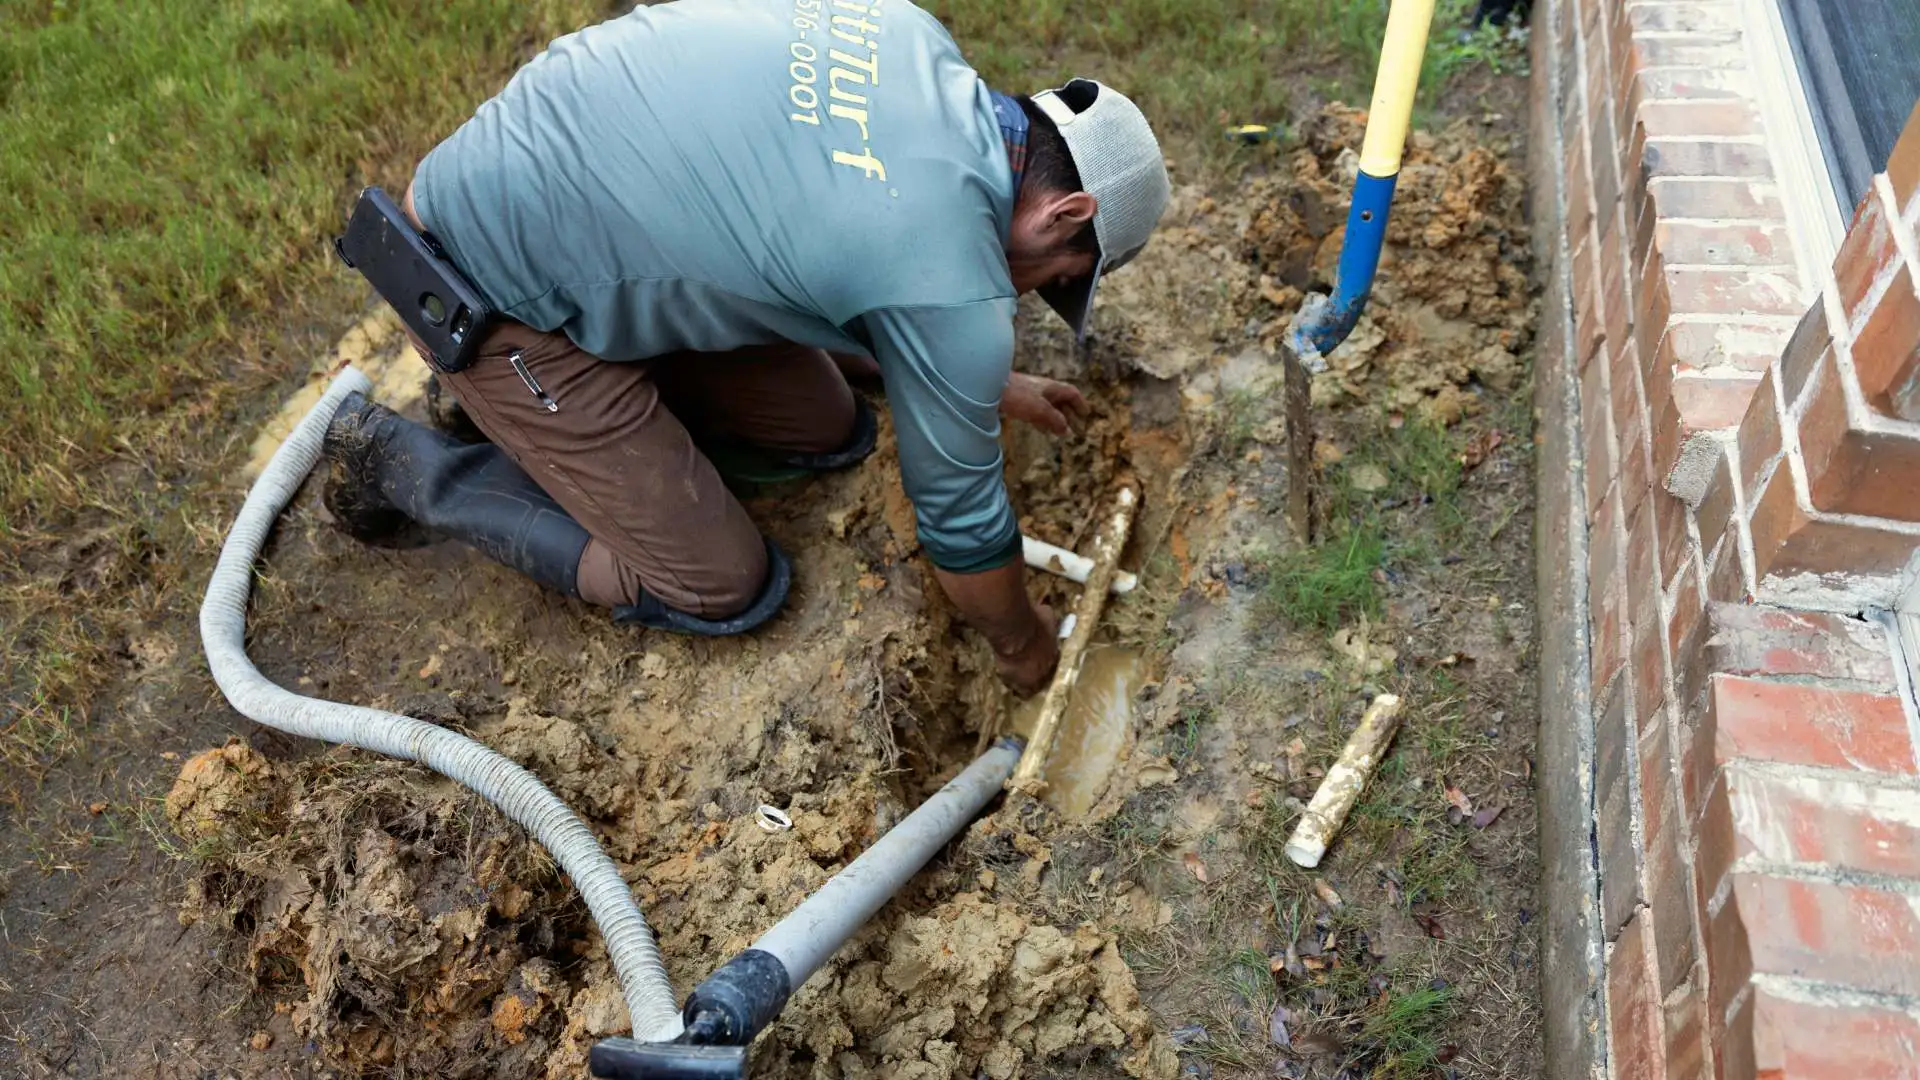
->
xmin=1009 ymin=645 xmax=1142 ymax=817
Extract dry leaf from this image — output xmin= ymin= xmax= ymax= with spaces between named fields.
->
xmin=1302 ymin=955 xmax=1328 ymax=972
xmin=1268 ymin=1005 xmax=1293 ymax=1048
xmin=1284 ymin=737 xmax=1308 ymax=780
xmin=1312 ymin=878 xmax=1344 ymax=909
xmin=1461 ymin=428 xmax=1506 ymax=470
xmin=87 ymin=801 xmax=108 ymax=815
xmin=1182 ymin=852 xmax=1210 ymax=883
xmin=1472 ymin=806 xmax=1506 ymax=829
xmin=1414 ymin=912 xmax=1446 ymax=940
xmin=1444 ymin=785 xmax=1474 ymax=816
xmin=1292 ymin=1031 xmax=1345 ymax=1057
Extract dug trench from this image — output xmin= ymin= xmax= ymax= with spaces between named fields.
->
xmin=157 ymin=104 xmax=1542 ymax=1080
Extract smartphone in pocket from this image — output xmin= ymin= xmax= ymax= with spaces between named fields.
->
xmin=334 ymin=187 xmax=493 ymax=374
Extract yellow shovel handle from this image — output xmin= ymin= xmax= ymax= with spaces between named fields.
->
xmin=1359 ymin=0 xmax=1438 ymax=178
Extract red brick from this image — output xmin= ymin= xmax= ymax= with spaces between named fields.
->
xmin=1627 ymin=501 xmax=1667 ymax=727
xmin=1696 ymin=447 xmax=1736 ymax=552
xmin=1775 ymin=300 xmax=1831 ymax=410
xmin=1653 ymin=220 xmax=1790 ymax=266
xmin=1743 ymin=458 xmax=1803 ymax=582
xmin=1853 ymin=263 xmax=1920 ymax=412
xmin=1644 ymin=793 xmax=1699 ymax=994
xmin=1728 ymin=875 xmax=1920 ymax=996
xmin=1809 ymin=426 xmax=1920 ymax=524
xmin=1717 ymin=980 xmax=1757 ymax=1080
xmin=1796 ymin=345 xmax=1855 ymax=498
xmin=1589 ymin=97 xmax=1622 ymax=220
xmin=1654 ymin=481 xmax=1693 ymax=586
xmin=1733 ymin=369 xmax=1783 ymax=498
xmin=1571 ymin=234 xmax=1599 ymax=315
xmin=1695 ymin=770 xmax=1740 ymax=902
xmin=1628 ymin=68 xmax=1751 ymax=108
xmin=1619 ymin=34 xmax=1745 ymax=74
xmin=1648 ymin=178 xmax=1784 ymax=223
xmin=1609 ymin=912 xmax=1667 ymax=1078
xmin=1717 ymin=765 xmax=1920 ymax=880
xmin=1752 ymin=987 xmax=1920 ymax=1078
xmin=1672 ymin=373 xmax=1761 ymax=433
xmin=1582 ymin=346 xmax=1615 ymax=515
xmin=1591 ymin=485 xmax=1630 ymax=690
xmin=1704 ymin=528 xmax=1747 ymax=604
xmin=1567 ymin=134 xmax=1596 ymax=256
xmin=1670 ymin=560 xmax=1713 ymax=712
xmin=1661 ymin=977 xmax=1709 ymax=1080
xmin=1667 ymin=318 xmax=1791 ymax=375
xmin=1664 ymin=268 xmax=1805 ymax=318
xmin=1640 ymin=138 xmax=1776 ymax=181
xmin=1834 ymin=188 xmax=1900 ymax=330
xmin=1602 ymin=218 xmax=1631 ymax=347
xmin=1767 ymin=511 xmax=1920 ymax=579
xmin=1625 ymin=4 xmax=1740 ymax=33
xmin=1598 ymin=684 xmax=1643 ymax=937
xmin=1888 ymin=100 xmax=1920 ymax=217
xmin=1617 ymin=358 xmax=1655 ymax=514
xmin=1636 ymin=261 xmax=1676 ymax=376
xmin=1705 ymin=603 xmax=1897 ymax=687
xmin=1708 ymin=674 xmax=1917 ymax=774
xmin=1638 ymin=101 xmax=1763 ymax=140
xmin=1577 ymin=282 xmax=1605 ymax=371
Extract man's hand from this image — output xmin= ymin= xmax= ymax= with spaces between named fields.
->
xmin=992 ymin=601 xmax=1059 ymax=697
xmin=1001 ymin=373 xmax=1088 ymax=436
xmin=934 ymin=561 xmax=1060 ymax=696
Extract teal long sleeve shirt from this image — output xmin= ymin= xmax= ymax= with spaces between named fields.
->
xmin=413 ymin=0 xmax=1023 ymax=571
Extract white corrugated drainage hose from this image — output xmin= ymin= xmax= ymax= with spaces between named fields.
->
xmin=198 ymin=365 xmax=685 ymax=1043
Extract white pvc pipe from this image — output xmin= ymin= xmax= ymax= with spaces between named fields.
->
xmin=198 ymin=366 xmax=684 ymax=1042
xmin=752 ymin=739 xmax=1021 ymax=986
xmin=1023 ymin=535 xmax=1138 ymax=595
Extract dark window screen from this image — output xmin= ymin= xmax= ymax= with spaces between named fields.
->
xmin=1777 ymin=0 xmax=1920 ymax=215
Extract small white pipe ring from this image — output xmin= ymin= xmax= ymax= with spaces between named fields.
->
xmin=756 ymin=805 xmax=794 ymax=833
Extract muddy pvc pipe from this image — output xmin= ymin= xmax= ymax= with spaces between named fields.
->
xmin=590 ymin=738 xmax=1024 ymax=1078
xmin=198 ymin=365 xmax=685 ymax=1043
xmin=1023 ymin=534 xmax=1138 ymax=595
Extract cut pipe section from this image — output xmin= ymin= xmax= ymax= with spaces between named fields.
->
xmin=1024 ymin=535 xmax=1138 ymax=595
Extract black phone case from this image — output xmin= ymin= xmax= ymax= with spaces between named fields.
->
xmin=334 ymin=187 xmax=492 ymax=373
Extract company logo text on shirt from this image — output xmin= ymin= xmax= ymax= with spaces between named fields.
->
xmin=783 ymin=0 xmax=888 ymax=181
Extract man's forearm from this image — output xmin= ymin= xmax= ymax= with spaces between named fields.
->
xmin=934 ymin=560 xmax=1045 ymax=655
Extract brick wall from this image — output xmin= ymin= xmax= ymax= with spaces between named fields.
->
xmin=1533 ymin=0 xmax=1920 ymax=1077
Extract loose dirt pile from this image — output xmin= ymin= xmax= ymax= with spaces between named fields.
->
xmin=167 ymin=101 xmax=1536 ymax=1079
xmin=1246 ymin=104 xmax=1534 ymax=423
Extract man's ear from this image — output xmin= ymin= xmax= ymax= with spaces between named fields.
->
xmin=1047 ymin=191 xmax=1098 ymax=239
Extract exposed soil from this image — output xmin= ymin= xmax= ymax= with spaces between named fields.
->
xmin=1 ymin=89 xmax=1542 ymax=1080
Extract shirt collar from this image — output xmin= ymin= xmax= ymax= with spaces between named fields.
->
xmin=990 ymin=90 xmax=1029 ymax=196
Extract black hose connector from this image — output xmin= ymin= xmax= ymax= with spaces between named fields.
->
xmin=682 ymin=949 xmax=792 ymax=1044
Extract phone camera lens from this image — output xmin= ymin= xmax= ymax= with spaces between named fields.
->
xmin=420 ymin=293 xmax=448 ymax=326
xmin=451 ymin=309 xmax=472 ymax=342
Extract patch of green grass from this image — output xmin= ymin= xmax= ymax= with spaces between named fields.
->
xmin=1 ymin=0 xmax=603 ymax=757
xmin=1365 ymin=985 xmax=1455 ymax=1079
xmin=940 ymin=0 xmax=1503 ymax=170
xmin=1258 ymin=523 xmax=1387 ymax=632
xmin=1168 ymin=701 xmax=1211 ymax=764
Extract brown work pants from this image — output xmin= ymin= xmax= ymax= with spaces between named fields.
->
xmin=432 ymin=321 xmax=857 ymax=617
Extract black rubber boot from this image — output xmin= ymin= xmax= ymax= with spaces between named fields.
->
xmin=321 ymin=392 xmax=791 ymax=632
xmin=323 ymin=392 xmax=588 ymax=596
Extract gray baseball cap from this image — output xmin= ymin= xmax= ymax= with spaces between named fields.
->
xmin=1031 ymin=78 xmax=1172 ymax=340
